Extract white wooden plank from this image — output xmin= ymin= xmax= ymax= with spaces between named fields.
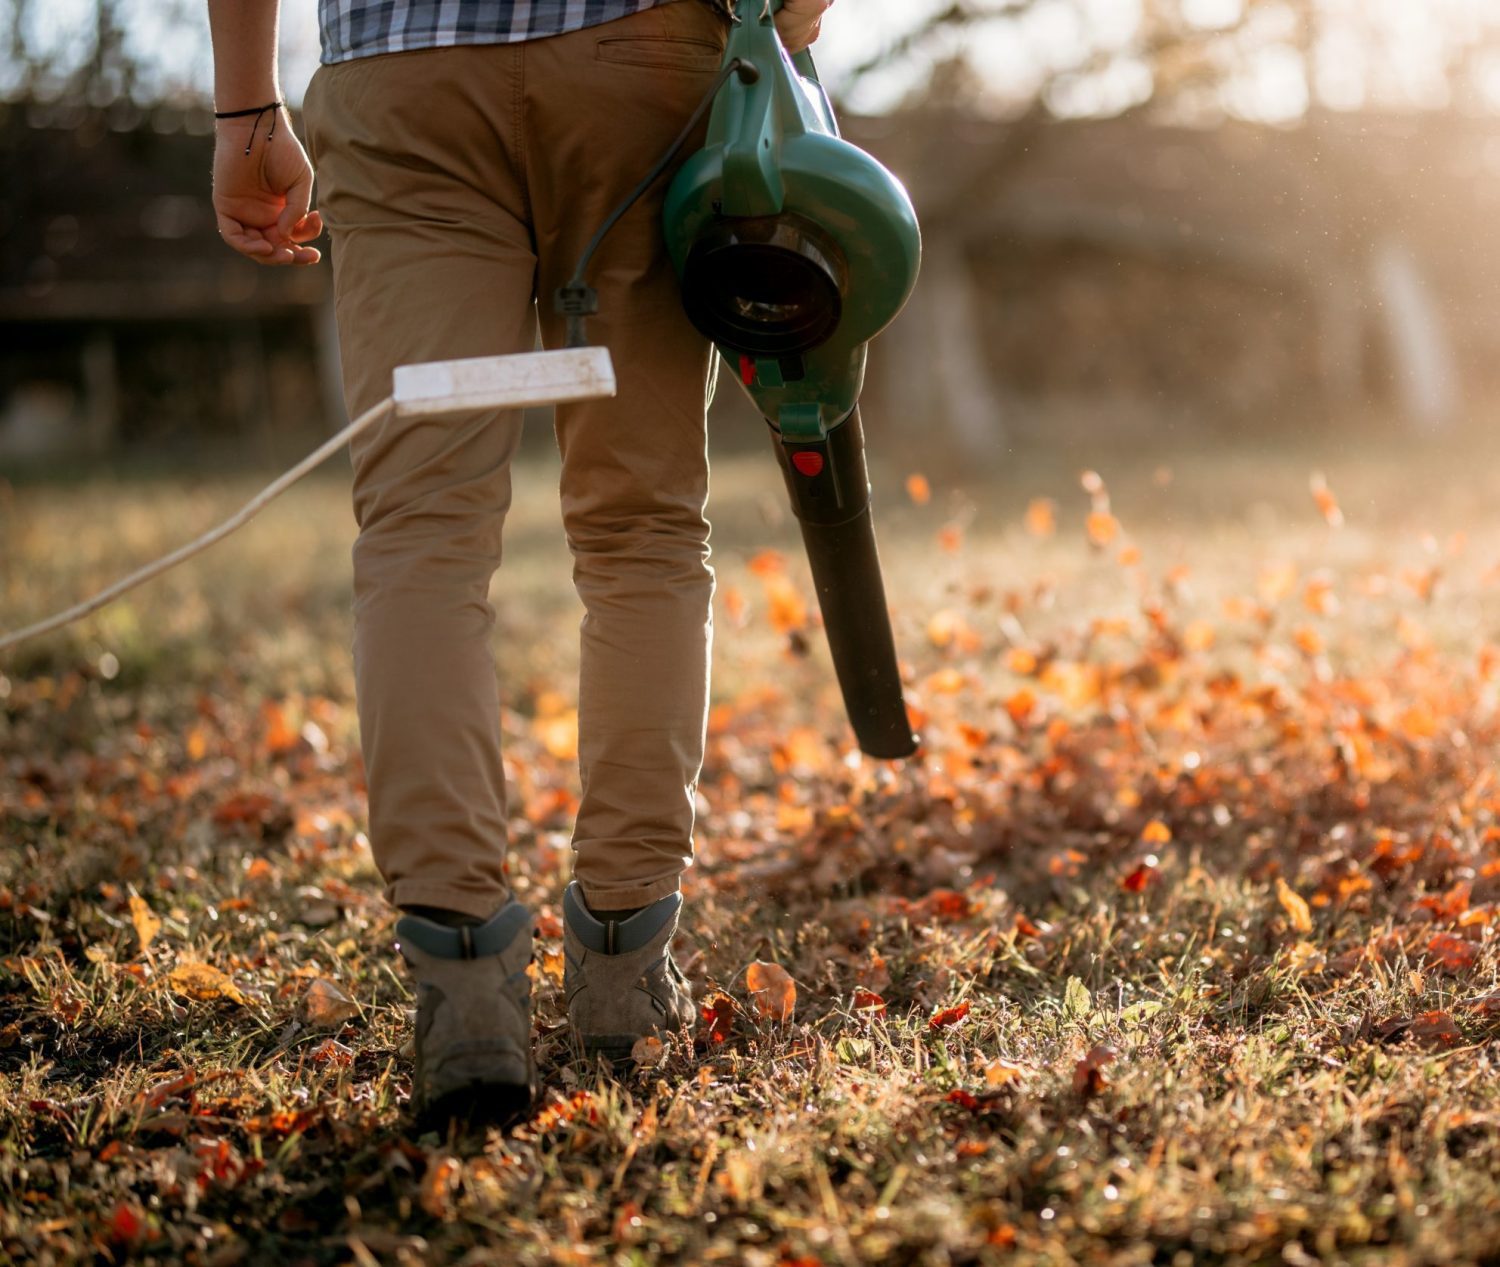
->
xmin=392 ymin=348 xmax=616 ymax=416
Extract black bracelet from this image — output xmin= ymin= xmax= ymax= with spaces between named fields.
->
xmin=214 ymin=100 xmax=284 ymax=156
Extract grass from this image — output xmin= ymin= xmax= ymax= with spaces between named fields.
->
xmin=2 ymin=424 xmax=1499 ymax=1265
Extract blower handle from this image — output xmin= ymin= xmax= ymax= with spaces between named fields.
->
xmin=770 ymin=408 xmax=918 ymax=759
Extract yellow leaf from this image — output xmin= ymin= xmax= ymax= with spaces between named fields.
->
xmin=129 ymin=894 xmax=161 ymax=954
xmin=745 ymin=960 xmax=796 ymax=1023
xmin=167 ymin=962 xmax=246 ymax=1006
xmin=984 ymin=1058 xmax=1030 ymax=1087
xmin=1276 ymin=878 xmax=1313 ymax=934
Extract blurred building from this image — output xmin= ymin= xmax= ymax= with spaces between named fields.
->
xmin=0 ymin=99 xmax=340 ymax=466
xmin=855 ymin=108 xmax=1500 ymax=460
xmin=4 ymin=98 xmax=1499 ymax=465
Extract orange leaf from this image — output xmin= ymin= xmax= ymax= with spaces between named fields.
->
xmin=1086 ymin=511 xmax=1120 ymax=548
xmin=1310 ymin=471 xmax=1344 ymax=527
xmin=938 ymin=524 xmax=964 ymax=555
xmin=1293 ymin=626 xmax=1325 ymax=657
xmin=1024 ymin=498 xmax=1056 ymax=538
xmin=763 ymin=575 xmax=808 ymax=635
xmin=129 ymin=894 xmax=161 ymax=954
xmin=1005 ymin=689 xmax=1037 ymax=727
xmin=1141 ymin=820 xmax=1172 ymax=845
xmin=1276 ymin=878 xmax=1313 ymax=933
xmin=261 ymin=701 xmax=298 ymax=757
xmin=747 ymin=549 xmax=786 ymax=578
xmin=928 ymin=1001 xmax=970 ymax=1030
xmin=905 ymin=473 xmax=931 ymax=505
xmin=536 ymin=710 xmax=579 ymax=761
xmin=851 ymin=989 xmax=887 ymax=1017
xmin=310 ymin=1038 xmax=354 ymax=1067
xmin=984 ymin=1058 xmax=1029 ymax=1087
xmin=746 ymin=960 xmax=797 ymax=1023
xmin=419 ymin=1155 xmax=461 ymax=1221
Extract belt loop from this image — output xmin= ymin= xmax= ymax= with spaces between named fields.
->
xmin=460 ymin=925 xmax=475 ymax=959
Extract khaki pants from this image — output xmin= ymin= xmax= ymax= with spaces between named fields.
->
xmin=302 ymin=0 xmax=728 ymax=919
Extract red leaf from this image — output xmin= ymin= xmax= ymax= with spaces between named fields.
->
xmin=701 ymin=991 xmax=738 ymax=1044
xmin=851 ymin=989 xmax=887 ymax=1016
xmin=929 ymin=1001 xmax=971 ymax=1030
xmin=945 ymin=1088 xmax=981 ymax=1111
xmin=1427 ymin=932 xmax=1478 ymax=973
xmin=1120 ymin=860 xmax=1160 ymax=893
xmin=109 ymin=1201 xmax=145 ymax=1244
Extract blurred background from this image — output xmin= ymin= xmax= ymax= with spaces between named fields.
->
xmin=3 ymin=0 xmax=1500 ymax=473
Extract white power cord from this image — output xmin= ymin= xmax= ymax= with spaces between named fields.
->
xmin=0 ymin=397 xmax=393 ymax=656
xmin=0 ymin=347 xmax=617 ymax=657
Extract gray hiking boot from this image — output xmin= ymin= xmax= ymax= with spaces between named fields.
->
xmin=562 ymin=883 xmax=696 ymax=1062
xmin=394 ymin=900 xmax=536 ymax=1125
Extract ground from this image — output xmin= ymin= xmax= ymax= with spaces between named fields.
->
xmin=2 ymin=426 xmax=1499 ymax=1266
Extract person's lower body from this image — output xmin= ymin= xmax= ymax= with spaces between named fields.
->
xmin=302 ymin=0 xmax=728 ymax=1112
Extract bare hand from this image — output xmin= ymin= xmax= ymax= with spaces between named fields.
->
xmin=212 ymin=107 xmax=324 ymax=266
xmin=775 ymin=0 xmax=832 ymax=53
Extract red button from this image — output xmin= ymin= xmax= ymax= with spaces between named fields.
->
xmin=791 ymin=451 xmax=824 ymax=477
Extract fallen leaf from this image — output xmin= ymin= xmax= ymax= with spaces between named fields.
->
xmin=1086 ymin=511 xmax=1120 ymax=548
xmin=311 ymin=1038 xmax=354 ymax=1067
xmin=129 ymin=894 xmax=161 ymax=954
xmin=167 ymin=962 xmax=246 ymax=1006
xmin=1310 ymin=471 xmax=1344 ymax=527
xmin=906 ymin=473 xmax=931 ymax=505
xmin=261 ymin=700 xmax=299 ymax=756
xmin=1024 ymin=498 xmax=1056 ymax=538
xmin=419 ymin=1155 xmax=461 ymax=1221
xmin=851 ymin=989 xmax=887 ymax=1017
xmin=1427 ymin=932 xmax=1478 ymax=973
xmin=746 ymin=960 xmax=796 ymax=1023
xmin=301 ymin=977 xmax=360 ymax=1026
xmin=1073 ymin=1044 xmax=1117 ymax=1098
xmin=631 ymin=1035 xmax=665 ymax=1068
xmin=1276 ymin=878 xmax=1313 ymax=933
xmin=701 ymin=991 xmax=738 ymax=1044
xmin=929 ymin=1001 xmax=971 ymax=1030
xmin=1410 ymin=1010 xmax=1463 ymax=1048
xmin=983 ymin=1058 xmax=1029 ymax=1087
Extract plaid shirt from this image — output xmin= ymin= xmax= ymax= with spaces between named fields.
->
xmin=318 ymin=0 xmax=668 ymax=63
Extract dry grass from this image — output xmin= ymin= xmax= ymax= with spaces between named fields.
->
xmin=2 ymin=429 xmax=1500 ymax=1265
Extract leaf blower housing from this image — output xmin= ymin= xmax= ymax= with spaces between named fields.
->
xmin=663 ymin=0 xmax=923 ymax=758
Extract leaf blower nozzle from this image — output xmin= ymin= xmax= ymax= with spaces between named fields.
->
xmin=663 ymin=0 xmax=922 ymax=758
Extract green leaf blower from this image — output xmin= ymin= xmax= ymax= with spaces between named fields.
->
xmin=558 ymin=0 xmax=921 ymax=758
